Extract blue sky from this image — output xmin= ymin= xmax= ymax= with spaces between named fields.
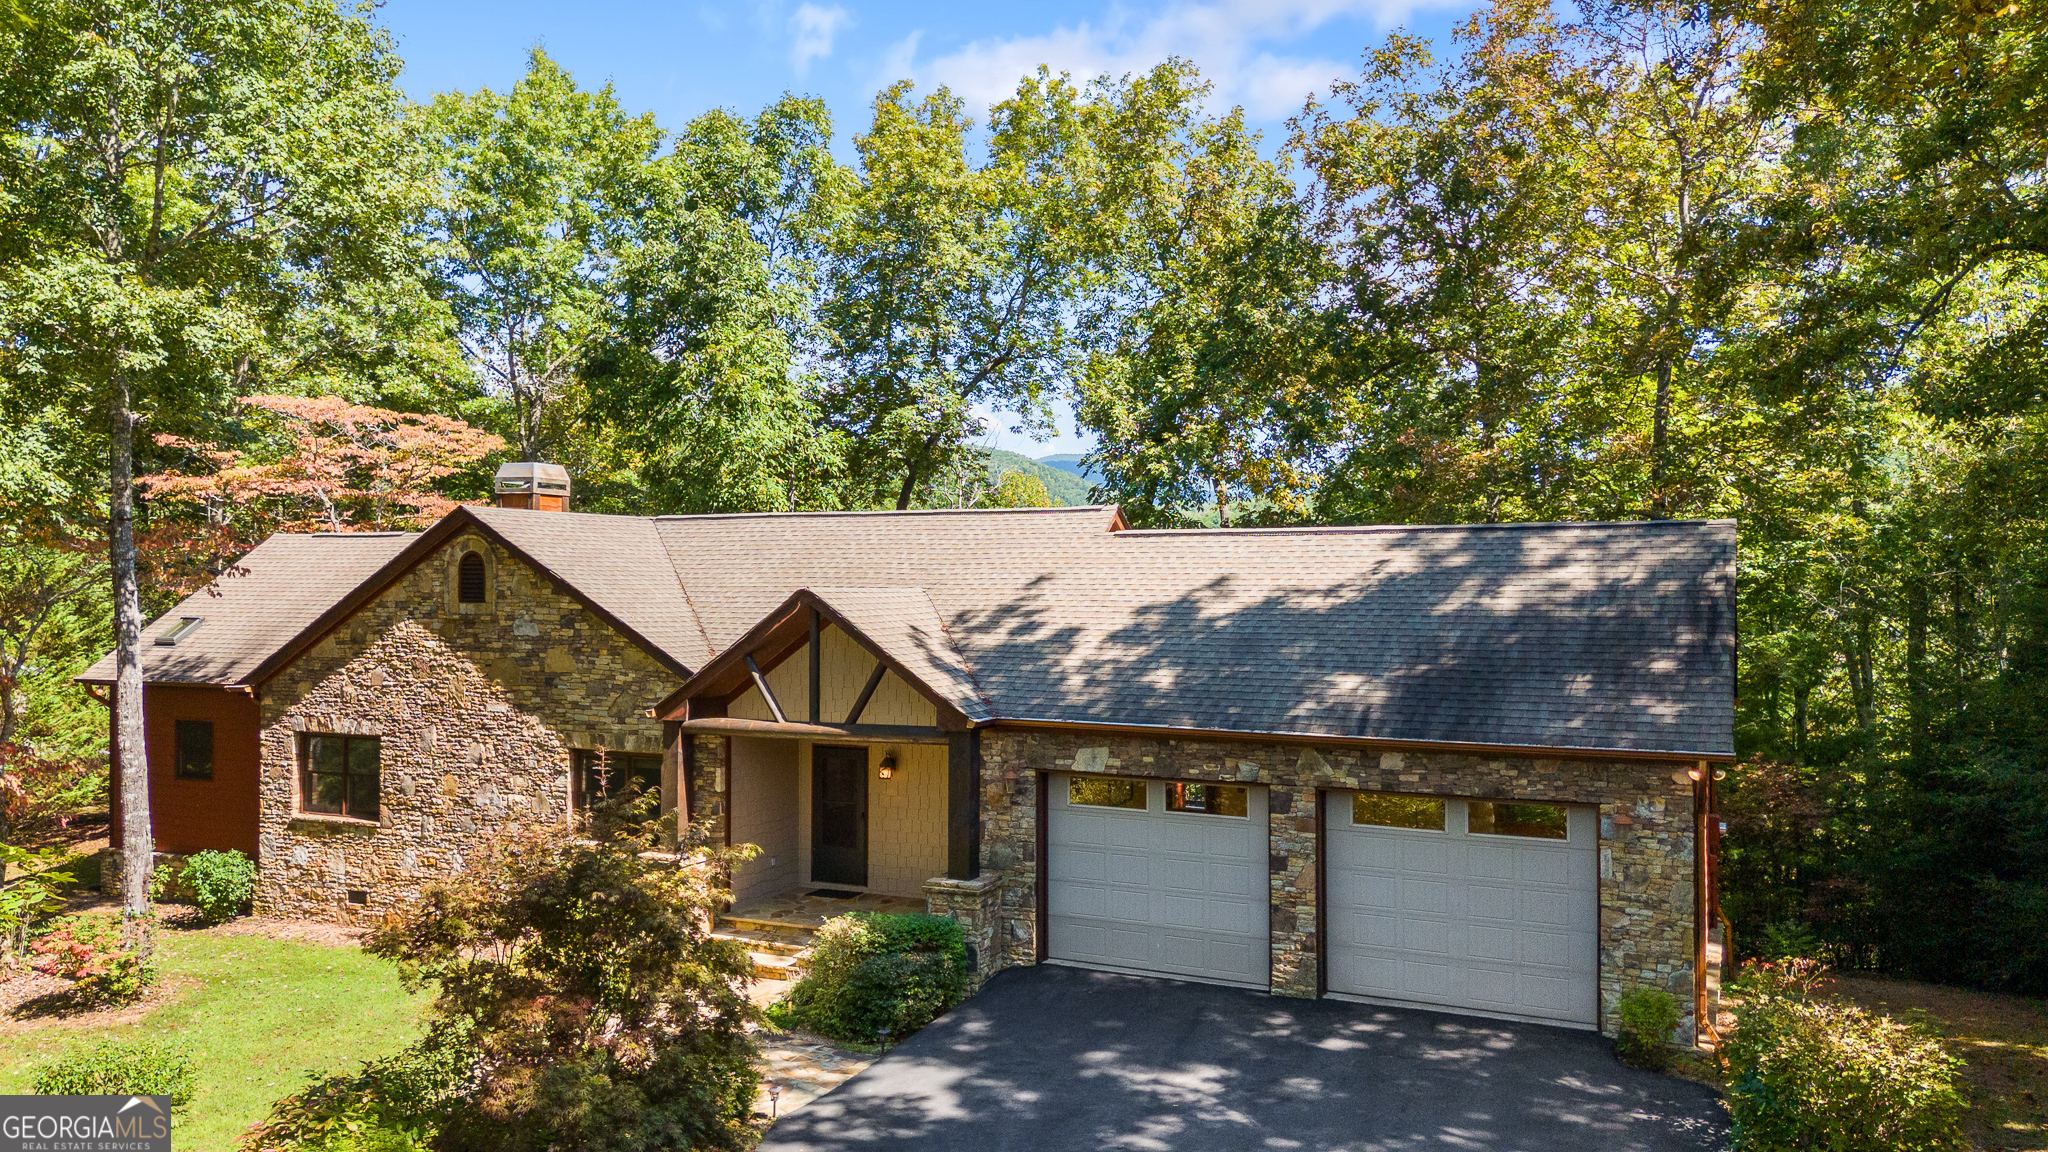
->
xmin=381 ymin=0 xmax=1484 ymax=456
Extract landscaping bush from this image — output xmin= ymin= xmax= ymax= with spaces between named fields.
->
xmin=1724 ymin=960 xmax=1968 ymax=1152
xmin=152 ymin=849 xmax=258 ymax=922
xmin=33 ymin=1038 xmax=195 ymax=1111
xmin=242 ymin=1037 xmax=469 ymax=1152
xmin=781 ymin=912 xmax=969 ymax=1045
xmin=1615 ymin=986 xmax=1681 ymax=1072
xmin=29 ymin=914 xmax=155 ymax=1005
xmin=0 ymin=841 xmax=74 ymax=947
xmin=352 ymin=791 xmax=759 ymax=1152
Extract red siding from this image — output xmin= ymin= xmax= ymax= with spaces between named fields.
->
xmin=109 ymin=684 xmax=262 ymax=858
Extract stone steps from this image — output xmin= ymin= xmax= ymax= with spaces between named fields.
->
xmin=715 ymin=916 xmax=815 ymax=983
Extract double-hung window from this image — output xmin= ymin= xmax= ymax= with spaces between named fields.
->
xmin=301 ymin=734 xmax=380 ymax=819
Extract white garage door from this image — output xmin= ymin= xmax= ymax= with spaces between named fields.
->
xmin=1047 ymin=774 xmax=1269 ymax=988
xmin=1327 ymin=792 xmax=1598 ymax=1026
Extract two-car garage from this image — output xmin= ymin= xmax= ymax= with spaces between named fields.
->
xmin=1043 ymin=774 xmax=1600 ymax=1027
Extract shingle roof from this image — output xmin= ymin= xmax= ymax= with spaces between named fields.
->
xmin=467 ymin=507 xmax=704 ymax=665
xmin=653 ymin=506 xmax=1125 ymax=651
xmin=938 ymin=520 xmax=1736 ymax=756
xmin=77 ymin=532 xmax=418 ymax=685
xmin=85 ymin=503 xmax=1735 ymax=756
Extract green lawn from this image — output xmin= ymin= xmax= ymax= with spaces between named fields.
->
xmin=1 ymin=919 xmax=425 ymax=1152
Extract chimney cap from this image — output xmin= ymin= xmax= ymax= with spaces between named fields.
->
xmin=493 ymin=462 xmax=570 ymax=495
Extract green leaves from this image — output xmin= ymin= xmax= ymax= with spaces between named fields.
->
xmin=424 ymin=48 xmax=662 ymax=463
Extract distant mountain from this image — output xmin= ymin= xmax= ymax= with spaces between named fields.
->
xmin=1034 ymin=453 xmax=1101 ymax=483
xmin=985 ymin=449 xmax=1095 ymax=506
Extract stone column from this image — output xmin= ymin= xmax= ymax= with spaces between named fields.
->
xmin=1268 ymin=784 xmax=1319 ymax=998
xmin=924 ymin=873 xmax=1005 ymax=986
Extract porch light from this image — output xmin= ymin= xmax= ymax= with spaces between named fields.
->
xmin=878 ymin=753 xmax=898 ymax=780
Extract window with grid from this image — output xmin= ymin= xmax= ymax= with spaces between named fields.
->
xmin=301 ymin=734 xmax=380 ymax=819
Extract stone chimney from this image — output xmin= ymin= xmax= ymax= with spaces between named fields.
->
xmin=493 ymin=462 xmax=571 ymax=511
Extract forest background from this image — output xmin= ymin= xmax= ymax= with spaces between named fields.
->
xmin=2 ymin=0 xmax=2043 ymax=993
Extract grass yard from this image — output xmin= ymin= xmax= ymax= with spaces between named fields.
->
xmin=1822 ymin=973 xmax=2048 ymax=1151
xmin=1 ymin=913 xmax=425 ymax=1152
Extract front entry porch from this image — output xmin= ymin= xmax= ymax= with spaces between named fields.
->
xmin=725 ymin=734 xmax=953 ymax=905
xmin=718 ymin=733 xmax=959 ymax=991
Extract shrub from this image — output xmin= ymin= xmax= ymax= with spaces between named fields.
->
xmin=242 ymin=1037 xmax=468 ymax=1152
xmin=354 ymin=791 xmax=759 ymax=1152
xmin=0 ymin=744 xmax=106 ymax=839
xmin=153 ymin=849 xmax=257 ymax=922
xmin=29 ymin=915 xmax=155 ymax=1005
xmin=0 ymin=842 xmax=75 ymax=946
xmin=1615 ymin=986 xmax=1682 ymax=1072
xmin=782 ymin=912 xmax=969 ymax=1045
xmin=33 ymin=1038 xmax=195 ymax=1111
xmin=1760 ymin=920 xmax=1820 ymax=962
xmin=1724 ymin=961 xmax=1968 ymax=1152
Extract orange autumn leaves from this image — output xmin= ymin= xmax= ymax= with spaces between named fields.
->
xmin=137 ymin=396 xmax=503 ymax=595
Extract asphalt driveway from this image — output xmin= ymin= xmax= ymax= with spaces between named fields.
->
xmin=761 ymin=964 xmax=1729 ymax=1152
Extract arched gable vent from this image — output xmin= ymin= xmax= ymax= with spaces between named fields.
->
xmin=457 ymin=551 xmax=487 ymax=603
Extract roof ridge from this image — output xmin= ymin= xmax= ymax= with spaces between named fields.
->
xmin=917 ymin=586 xmax=997 ymax=719
xmin=651 ymin=505 xmax=1118 ymax=522
xmin=1113 ymin=518 xmax=1734 ymax=538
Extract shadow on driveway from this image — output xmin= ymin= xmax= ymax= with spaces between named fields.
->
xmin=762 ymin=965 xmax=1729 ymax=1151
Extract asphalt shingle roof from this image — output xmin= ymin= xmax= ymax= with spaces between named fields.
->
xmin=468 ymin=507 xmax=706 ymax=666
xmin=77 ymin=532 xmax=417 ymax=685
xmin=87 ymin=504 xmax=1735 ymax=756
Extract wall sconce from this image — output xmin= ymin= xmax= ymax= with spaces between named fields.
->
xmin=878 ymin=752 xmax=898 ymax=780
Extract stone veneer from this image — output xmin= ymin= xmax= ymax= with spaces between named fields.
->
xmin=255 ymin=531 xmax=682 ymax=921
xmin=969 ymin=729 xmax=1702 ymax=1038
xmin=679 ymin=723 xmax=1702 ymax=1035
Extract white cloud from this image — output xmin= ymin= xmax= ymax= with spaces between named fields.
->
xmin=788 ymin=3 xmax=851 ymax=76
xmin=873 ymin=29 xmax=922 ymax=90
xmin=912 ymin=0 xmax=1443 ymax=119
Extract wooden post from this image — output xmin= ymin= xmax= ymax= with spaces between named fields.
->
xmin=808 ymin=609 xmax=821 ymax=724
xmin=947 ymin=730 xmax=980 ymax=880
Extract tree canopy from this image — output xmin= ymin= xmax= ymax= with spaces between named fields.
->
xmin=3 ymin=0 xmax=2045 ymax=991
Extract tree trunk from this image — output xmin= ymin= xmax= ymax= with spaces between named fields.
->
xmin=1649 ymin=357 xmax=1672 ymax=520
xmin=1792 ymin=679 xmax=1809 ymax=765
xmin=1854 ymin=608 xmax=1877 ymax=742
xmin=895 ymin=465 xmax=919 ymax=511
xmin=1215 ymin=475 xmax=1229 ymax=528
xmin=110 ymin=372 xmax=154 ymax=943
xmin=1906 ymin=569 xmax=1930 ymax=771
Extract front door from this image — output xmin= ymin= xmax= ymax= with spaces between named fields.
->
xmin=811 ymin=745 xmax=868 ymax=887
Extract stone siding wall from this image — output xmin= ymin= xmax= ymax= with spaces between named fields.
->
xmin=973 ymin=728 xmax=1701 ymax=1036
xmin=254 ymin=531 xmax=682 ymax=922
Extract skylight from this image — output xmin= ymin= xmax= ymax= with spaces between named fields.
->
xmin=155 ymin=616 xmax=204 ymax=646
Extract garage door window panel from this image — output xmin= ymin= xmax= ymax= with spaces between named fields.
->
xmin=1069 ymin=777 xmax=1146 ymax=809
xmin=1165 ymin=782 xmax=1248 ymax=817
xmin=1353 ymin=792 xmax=1445 ymax=831
xmin=1468 ymin=801 xmax=1568 ymax=839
